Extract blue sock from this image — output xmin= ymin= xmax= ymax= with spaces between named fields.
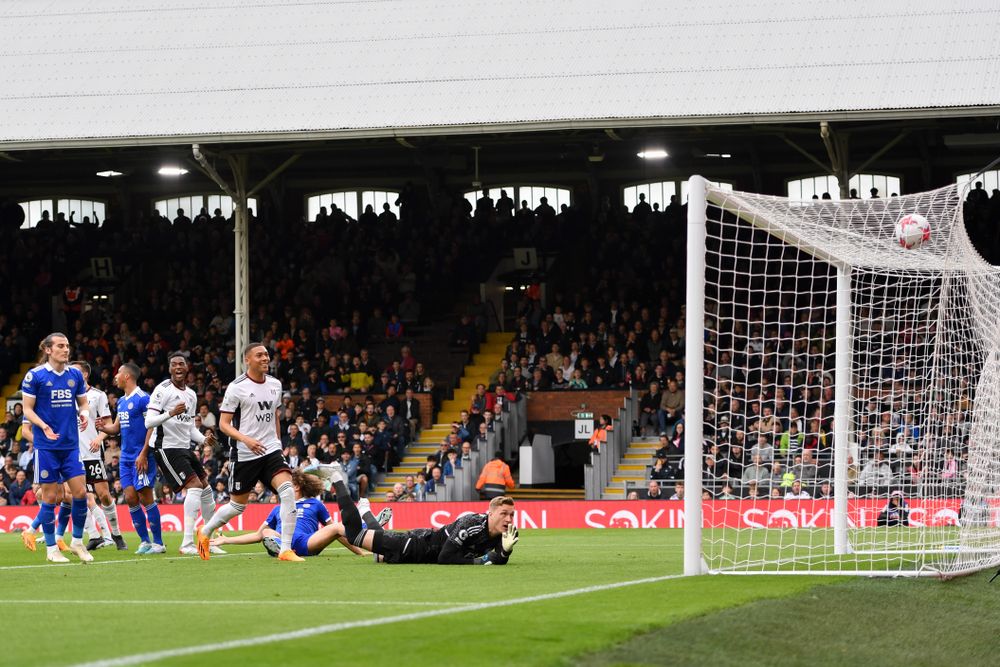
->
xmin=129 ymin=505 xmax=150 ymax=544
xmin=39 ymin=502 xmax=57 ymax=547
xmin=56 ymin=501 xmax=72 ymax=537
xmin=144 ymin=503 xmax=162 ymax=545
xmin=71 ymin=497 xmax=88 ymax=540
xmin=31 ymin=511 xmax=43 ymax=531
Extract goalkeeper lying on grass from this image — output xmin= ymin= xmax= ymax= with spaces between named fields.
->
xmin=317 ymin=463 xmax=519 ymax=565
xmin=210 ymin=470 xmax=391 ymax=558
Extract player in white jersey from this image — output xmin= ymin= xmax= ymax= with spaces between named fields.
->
xmin=146 ymin=352 xmax=223 ymax=555
xmin=196 ymin=342 xmax=302 ymax=562
xmin=71 ymin=361 xmax=126 ymax=551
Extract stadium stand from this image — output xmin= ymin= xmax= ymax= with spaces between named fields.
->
xmin=0 ymin=184 xmax=569 ymax=506
xmin=3 ymin=170 xmax=999 ymax=508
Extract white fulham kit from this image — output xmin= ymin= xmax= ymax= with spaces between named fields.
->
xmin=79 ymin=385 xmax=117 ymax=546
xmin=79 ymin=387 xmax=111 ymax=462
xmin=219 ymin=373 xmax=283 ymax=460
xmin=148 ymin=379 xmax=200 ymax=449
xmin=198 ymin=368 xmax=301 ymax=562
xmin=146 ymin=378 xmax=218 ymax=555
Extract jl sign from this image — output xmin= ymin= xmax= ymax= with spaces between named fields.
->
xmin=575 ymin=416 xmax=594 ymax=440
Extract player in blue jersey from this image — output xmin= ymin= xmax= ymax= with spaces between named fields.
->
xmin=97 ymin=362 xmax=165 ymax=554
xmin=19 ymin=332 xmax=94 ymax=563
xmin=209 ymin=470 xmax=392 ymax=557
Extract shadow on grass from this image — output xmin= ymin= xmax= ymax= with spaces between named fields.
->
xmin=572 ymin=572 xmax=1000 ymax=667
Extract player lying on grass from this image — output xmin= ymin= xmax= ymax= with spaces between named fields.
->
xmin=208 ymin=470 xmax=392 ymax=558
xmin=321 ymin=463 xmax=519 ymax=564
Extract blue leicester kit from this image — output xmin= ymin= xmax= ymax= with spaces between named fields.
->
xmin=21 ymin=363 xmax=87 ymax=483
xmin=118 ymin=388 xmax=156 ymax=490
xmin=265 ymin=497 xmax=330 ymax=556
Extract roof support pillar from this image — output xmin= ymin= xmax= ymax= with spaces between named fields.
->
xmin=820 ymin=121 xmax=851 ymax=199
xmin=192 ymin=145 xmax=249 ymax=375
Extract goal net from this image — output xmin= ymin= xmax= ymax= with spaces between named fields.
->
xmin=682 ymin=176 xmax=1000 ymax=578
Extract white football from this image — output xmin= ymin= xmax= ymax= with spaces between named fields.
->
xmin=895 ymin=214 xmax=931 ymax=250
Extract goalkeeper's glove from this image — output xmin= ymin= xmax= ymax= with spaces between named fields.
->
xmin=479 ymin=554 xmax=493 ymax=565
xmin=501 ymin=524 xmax=519 ymax=554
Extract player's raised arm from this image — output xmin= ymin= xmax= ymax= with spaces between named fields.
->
xmin=145 ymin=401 xmax=185 ymax=429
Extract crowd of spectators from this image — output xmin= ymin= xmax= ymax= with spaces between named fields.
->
xmin=490 ymin=187 xmax=687 ymax=394
xmin=963 ymin=180 xmax=1000 ymax=263
xmin=494 ymin=302 xmax=685 ymax=393
xmin=0 ymin=179 xmax=585 ymax=507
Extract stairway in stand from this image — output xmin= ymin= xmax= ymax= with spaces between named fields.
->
xmin=381 ymin=332 xmax=510 ymax=487
xmin=600 ymin=436 xmax=659 ymax=499
xmin=2 ymin=361 xmax=34 ymax=406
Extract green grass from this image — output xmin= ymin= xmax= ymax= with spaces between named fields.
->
xmin=575 ymin=574 xmax=1000 ymax=667
xmin=2 ymin=528 xmax=996 ymax=667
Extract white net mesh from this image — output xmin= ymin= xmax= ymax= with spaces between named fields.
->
xmin=693 ymin=180 xmax=1000 ymax=577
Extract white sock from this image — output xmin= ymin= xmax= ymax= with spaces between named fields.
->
xmin=200 ymin=486 xmax=216 ymax=524
xmin=276 ymin=482 xmax=297 ymax=552
xmin=182 ymin=491 xmax=202 ymax=545
xmin=202 ymin=501 xmax=245 ymax=535
xmin=94 ymin=505 xmax=112 ymax=540
xmin=102 ymin=503 xmax=120 ymax=536
xmin=84 ymin=508 xmax=97 ymax=539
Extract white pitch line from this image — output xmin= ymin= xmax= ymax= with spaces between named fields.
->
xmin=16 ymin=599 xmax=456 ymax=607
xmin=0 ymin=552 xmax=254 ymax=571
xmin=68 ymin=573 xmax=686 ymax=667
xmin=527 ymin=544 xmax=683 ymax=549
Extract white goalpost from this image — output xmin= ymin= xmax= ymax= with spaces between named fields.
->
xmin=684 ymin=175 xmax=1000 ymax=578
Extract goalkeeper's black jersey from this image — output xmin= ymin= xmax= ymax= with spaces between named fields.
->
xmin=430 ymin=512 xmax=508 ymax=564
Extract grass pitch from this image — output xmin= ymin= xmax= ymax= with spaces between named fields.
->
xmin=3 ymin=528 xmax=997 ymax=666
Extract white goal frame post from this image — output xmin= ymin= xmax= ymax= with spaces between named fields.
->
xmin=683 ymin=175 xmax=1000 ymax=578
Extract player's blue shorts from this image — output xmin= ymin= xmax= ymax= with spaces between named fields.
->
xmin=292 ymin=532 xmax=312 ymax=557
xmin=34 ymin=448 xmax=84 ymax=484
xmin=119 ymin=457 xmax=157 ymax=491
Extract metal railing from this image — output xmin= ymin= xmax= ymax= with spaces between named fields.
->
xmin=584 ymin=390 xmax=638 ymax=499
xmin=424 ymin=394 xmax=525 ymax=502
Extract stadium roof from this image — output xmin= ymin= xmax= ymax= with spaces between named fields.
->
xmin=2 ymin=0 xmax=999 ymax=150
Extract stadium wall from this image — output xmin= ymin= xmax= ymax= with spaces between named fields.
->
xmin=525 ymin=391 xmax=628 ymax=421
